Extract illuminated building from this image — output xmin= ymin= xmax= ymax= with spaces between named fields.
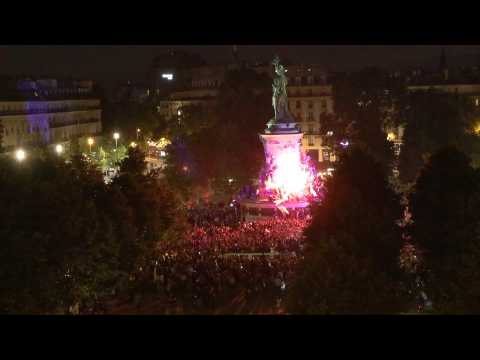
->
xmin=0 ymin=78 xmax=102 ymax=153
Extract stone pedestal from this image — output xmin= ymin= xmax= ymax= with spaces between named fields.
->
xmin=259 ymin=132 xmax=303 ymax=162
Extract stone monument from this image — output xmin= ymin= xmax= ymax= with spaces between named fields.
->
xmin=240 ymin=56 xmax=320 ymax=221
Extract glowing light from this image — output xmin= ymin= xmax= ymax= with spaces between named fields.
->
xmin=160 ymin=150 xmax=166 ymax=157
xmin=55 ymin=144 xmax=63 ymax=154
xmin=387 ymin=132 xmax=396 ymax=141
xmin=130 ymin=142 xmax=137 ymax=148
xmin=15 ymin=149 xmax=26 ymax=162
xmin=228 ymin=178 xmax=234 ymax=184
xmin=113 ymin=132 xmax=120 ymax=140
xmin=474 ymin=124 xmax=480 ymax=135
xmin=177 ymin=109 xmax=182 ymax=116
xmin=137 ymin=128 xmax=141 ymax=133
xmin=87 ymin=137 xmax=94 ymax=146
xmin=260 ymin=146 xmax=320 ymax=205
xmin=149 ymin=137 xmax=171 ymax=149
xmin=340 ymin=140 xmax=349 ymax=148
xmin=182 ymin=165 xmax=189 ymax=172
xmin=162 ymin=73 xmax=173 ymax=80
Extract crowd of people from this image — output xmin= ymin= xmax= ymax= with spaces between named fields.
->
xmin=149 ymin=217 xmax=310 ymax=313
xmin=187 ymin=202 xmax=242 ymax=227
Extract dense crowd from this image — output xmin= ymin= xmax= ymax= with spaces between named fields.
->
xmin=150 ymin=217 xmax=310 ymax=313
xmin=187 ymin=202 xmax=242 ymax=227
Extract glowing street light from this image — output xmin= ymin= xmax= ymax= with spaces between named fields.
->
xmin=87 ymin=137 xmax=94 ymax=153
xmin=55 ymin=144 xmax=64 ymax=155
xmin=113 ymin=132 xmax=120 ymax=149
xmin=15 ymin=149 xmax=26 ymax=162
xmin=130 ymin=142 xmax=137 ymax=148
xmin=136 ymin=128 xmax=141 ymax=140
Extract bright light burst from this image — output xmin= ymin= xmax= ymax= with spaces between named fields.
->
xmin=259 ymin=146 xmax=321 ymax=205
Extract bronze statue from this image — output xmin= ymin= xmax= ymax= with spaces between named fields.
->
xmin=271 ymin=55 xmax=291 ymax=122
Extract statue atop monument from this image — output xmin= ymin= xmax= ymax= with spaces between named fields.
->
xmin=265 ymin=56 xmax=298 ymax=134
xmin=272 ymin=55 xmax=291 ymax=122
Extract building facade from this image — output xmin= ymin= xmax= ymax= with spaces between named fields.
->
xmin=287 ymin=83 xmax=335 ymax=165
xmin=0 ymin=79 xmax=102 ymax=153
xmin=156 ymin=61 xmax=337 ymax=168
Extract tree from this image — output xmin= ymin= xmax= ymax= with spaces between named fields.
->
xmin=398 ymin=90 xmax=477 ymax=184
xmin=119 ymin=146 xmax=147 ymax=175
xmin=287 ymin=147 xmax=408 ymax=314
xmin=112 ymin=150 xmax=183 ymax=276
xmin=0 ymin=156 xmax=124 ymax=314
xmin=408 ymin=146 xmax=480 ymax=313
xmin=163 ymin=67 xmax=272 ymax=202
xmin=331 ymin=67 xmax=402 ymax=171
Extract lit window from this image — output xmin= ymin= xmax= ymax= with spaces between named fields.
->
xmin=476 ymin=98 xmax=479 ymax=106
xmin=162 ymin=73 xmax=174 ymax=81
xmin=323 ymin=150 xmax=330 ymax=161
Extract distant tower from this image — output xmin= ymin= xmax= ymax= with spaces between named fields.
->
xmin=439 ymin=48 xmax=449 ymax=81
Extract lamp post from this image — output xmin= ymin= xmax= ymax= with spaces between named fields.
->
xmin=136 ymin=128 xmax=141 ymax=140
xmin=87 ymin=137 xmax=94 ymax=153
xmin=113 ymin=132 xmax=120 ymax=149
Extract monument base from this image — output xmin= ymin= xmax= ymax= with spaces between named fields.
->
xmin=239 ymin=198 xmax=310 ymax=222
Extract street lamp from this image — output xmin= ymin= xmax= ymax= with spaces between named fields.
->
xmin=113 ymin=132 xmax=120 ymax=149
xmin=15 ymin=149 xmax=26 ymax=162
xmin=55 ymin=144 xmax=64 ymax=155
xmin=136 ymin=128 xmax=141 ymax=140
xmin=87 ymin=137 xmax=94 ymax=153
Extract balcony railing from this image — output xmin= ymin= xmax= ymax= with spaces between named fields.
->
xmin=0 ymin=106 xmax=100 ymax=116
xmin=49 ymin=118 xmax=100 ymax=128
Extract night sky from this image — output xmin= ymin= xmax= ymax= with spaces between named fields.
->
xmin=1 ymin=45 xmax=480 ymax=93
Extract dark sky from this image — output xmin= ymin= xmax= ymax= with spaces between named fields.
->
xmin=1 ymin=45 xmax=480 ymax=92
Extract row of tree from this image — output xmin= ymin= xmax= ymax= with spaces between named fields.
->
xmin=0 ymin=147 xmax=184 ymax=314
xmin=287 ymin=145 xmax=480 ymax=314
xmin=328 ymin=67 xmax=480 ymax=184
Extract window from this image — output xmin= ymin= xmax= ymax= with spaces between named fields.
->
xmin=296 ymin=101 xmax=301 ymax=109
xmin=308 ymin=124 xmax=314 ymax=133
xmin=295 ymin=76 xmax=301 ymax=85
xmin=476 ymin=98 xmax=479 ymax=107
xmin=307 ymin=76 xmax=313 ymax=85
xmin=321 ymin=99 xmax=327 ymax=109
xmin=297 ymin=113 xmax=303 ymax=122
xmin=308 ymin=101 xmax=313 ymax=109
xmin=323 ymin=150 xmax=330 ymax=162
xmin=308 ymin=135 xmax=314 ymax=146
xmin=308 ymin=112 xmax=314 ymax=121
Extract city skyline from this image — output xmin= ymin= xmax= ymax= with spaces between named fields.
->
xmin=1 ymin=45 xmax=480 ymax=92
